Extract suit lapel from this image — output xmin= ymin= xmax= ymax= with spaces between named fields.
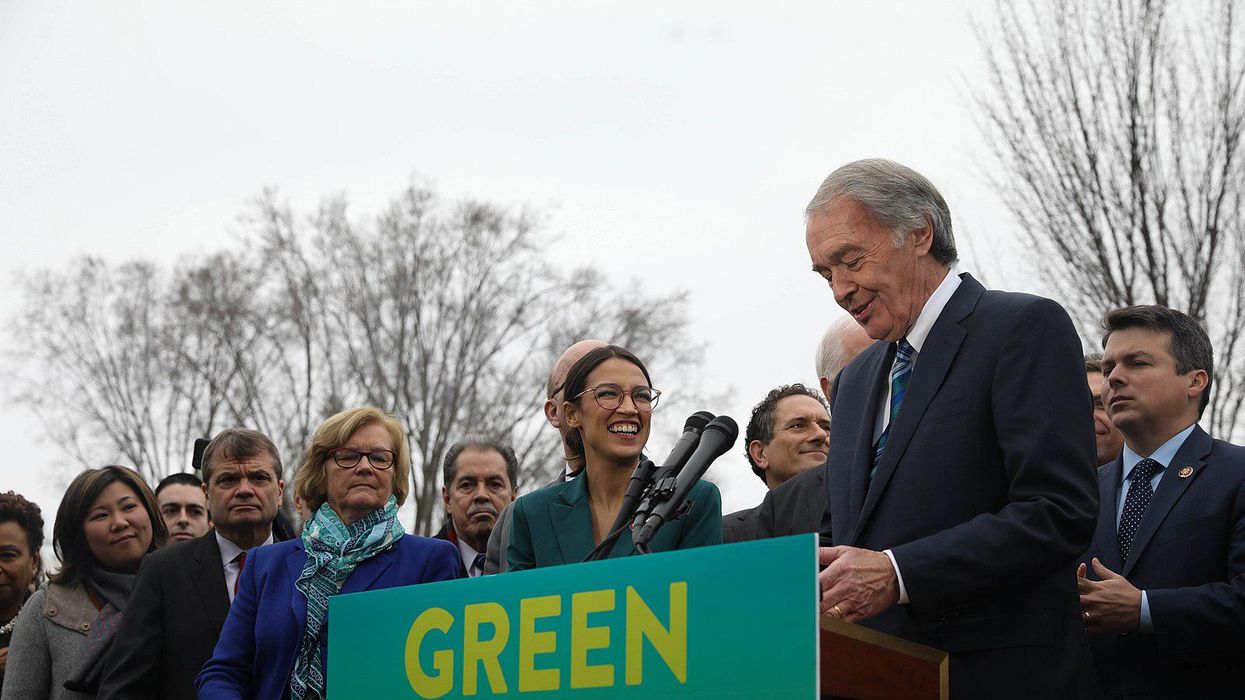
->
xmin=853 ymin=275 xmax=981 ymax=541
xmin=550 ymin=476 xmax=593 ymax=563
xmin=1093 ymin=460 xmax=1125 ymax=572
xmin=1122 ymin=427 xmax=1212 ymax=577
xmin=189 ymin=533 xmax=231 ymax=635
xmin=286 ymin=543 xmax=309 ymax=631
xmin=341 ymin=546 xmax=397 ymax=594
xmin=846 ymin=342 xmax=890 ymax=543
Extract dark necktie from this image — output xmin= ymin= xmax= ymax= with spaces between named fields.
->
xmin=872 ymin=339 xmax=915 ymax=479
xmin=233 ymin=550 xmax=247 ymax=596
xmin=472 ymin=553 xmax=486 ymax=576
xmin=1118 ymin=458 xmax=1164 ymax=562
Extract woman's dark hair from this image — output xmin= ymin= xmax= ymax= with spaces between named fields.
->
xmin=0 ymin=490 xmax=45 ymax=581
xmin=561 ymin=345 xmax=653 ymax=464
xmin=50 ymin=465 xmax=166 ymax=586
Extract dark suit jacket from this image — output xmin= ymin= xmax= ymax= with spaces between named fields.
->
xmin=98 ymin=532 xmax=231 ymax=700
xmin=1082 ymin=426 xmax=1245 ymax=698
xmin=508 ymin=473 xmax=722 ymax=569
xmin=756 ymin=464 xmax=828 ymax=539
xmin=722 ymin=506 xmax=759 ymax=543
xmin=824 ymin=273 xmax=1099 ymax=698
xmin=194 ymin=534 xmax=460 ymax=699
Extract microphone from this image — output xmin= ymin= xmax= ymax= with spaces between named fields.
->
xmin=583 ymin=412 xmax=715 ymax=563
xmin=633 ymin=415 xmax=738 ymax=550
xmin=631 ymin=411 xmax=715 ymax=530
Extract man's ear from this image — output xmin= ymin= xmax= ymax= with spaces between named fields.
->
xmin=819 ymin=376 xmax=832 ymax=402
xmin=911 ymin=217 xmax=935 ymax=256
xmin=1188 ymin=369 xmax=1210 ymax=401
xmin=543 ymin=399 xmax=559 ymax=429
xmin=441 ymin=484 xmax=451 ymax=512
xmin=747 ymin=439 xmax=769 ymax=471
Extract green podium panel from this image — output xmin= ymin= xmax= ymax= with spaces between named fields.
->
xmin=328 ymin=534 xmax=819 ymax=699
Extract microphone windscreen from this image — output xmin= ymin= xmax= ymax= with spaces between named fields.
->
xmin=683 ymin=410 xmax=715 ymax=433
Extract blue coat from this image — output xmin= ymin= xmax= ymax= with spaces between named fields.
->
xmin=1082 ymin=426 xmax=1245 ymax=698
xmin=823 ymin=274 xmax=1100 ymax=698
xmin=194 ymin=534 xmax=460 ymax=699
xmin=507 ymin=470 xmax=722 ymax=569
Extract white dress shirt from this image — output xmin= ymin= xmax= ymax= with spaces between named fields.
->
xmin=875 ymin=268 xmax=962 ymax=606
xmin=217 ymin=530 xmax=274 ymax=602
xmin=455 ymin=537 xmax=484 ymax=578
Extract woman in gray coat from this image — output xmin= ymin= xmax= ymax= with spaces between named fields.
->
xmin=2 ymin=466 xmax=165 ymax=700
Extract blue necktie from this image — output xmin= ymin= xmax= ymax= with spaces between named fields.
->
xmin=472 ymin=553 xmax=486 ymax=576
xmin=1118 ymin=458 xmax=1163 ymax=562
xmin=871 ymin=339 xmax=915 ymax=479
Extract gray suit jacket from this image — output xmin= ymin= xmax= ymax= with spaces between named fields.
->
xmin=755 ymin=465 xmax=828 ymax=539
xmin=722 ymin=506 xmax=760 ymax=543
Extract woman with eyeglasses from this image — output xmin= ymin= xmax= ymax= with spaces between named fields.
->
xmin=195 ymin=407 xmax=460 ymax=700
xmin=507 ymin=345 xmax=722 ymax=570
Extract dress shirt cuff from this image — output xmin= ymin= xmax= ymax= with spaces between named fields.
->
xmin=1139 ymin=590 xmax=1153 ymax=633
xmin=883 ymin=549 xmax=910 ymax=605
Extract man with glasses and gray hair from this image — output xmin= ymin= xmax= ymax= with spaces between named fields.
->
xmin=806 ymin=159 xmax=1098 ymax=697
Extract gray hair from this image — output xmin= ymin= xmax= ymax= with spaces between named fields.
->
xmin=816 ymin=316 xmax=862 ymax=380
xmin=805 ymin=158 xmax=957 ymax=266
xmin=442 ymin=435 xmax=520 ymax=490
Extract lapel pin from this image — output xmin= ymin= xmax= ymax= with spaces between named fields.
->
xmin=1178 ymin=466 xmax=1194 ymax=478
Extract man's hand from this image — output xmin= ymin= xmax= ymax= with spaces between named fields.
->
xmin=818 ymin=546 xmax=900 ymax=623
xmin=1077 ymin=558 xmax=1142 ymax=635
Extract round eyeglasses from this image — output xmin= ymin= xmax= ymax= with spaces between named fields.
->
xmin=570 ymin=383 xmax=661 ymax=412
xmin=329 ymin=448 xmax=396 ymax=470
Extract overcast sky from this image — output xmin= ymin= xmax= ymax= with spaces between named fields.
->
xmin=0 ymin=1 xmax=1037 ymax=545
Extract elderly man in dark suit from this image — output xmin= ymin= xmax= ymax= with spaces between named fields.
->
xmin=98 ymin=428 xmax=286 ymax=700
xmin=807 ymin=159 xmax=1099 ymax=698
xmin=1080 ymin=305 xmax=1245 ymax=698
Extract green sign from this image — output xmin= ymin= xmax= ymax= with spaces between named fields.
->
xmin=327 ymin=534 xmax=818 ymax=699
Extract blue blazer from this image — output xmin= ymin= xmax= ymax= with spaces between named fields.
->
xmin=507 ymin=472 xmax=722 ymax=569
xmin=823 ymin=274 xmax=1100 ymax=698
xmin=195 ymin=534 xmax=460 ymax=699
xmin=1082 ymin=426 xmax=1245 ymax=698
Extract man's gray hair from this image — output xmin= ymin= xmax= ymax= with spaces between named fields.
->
xmin=815 ymin=316 xmax=862 ymax=380
xmin=805 ymin=158 xmax=958 ymax=266
xmin=442 ymin=435 xmax=520 ymax=490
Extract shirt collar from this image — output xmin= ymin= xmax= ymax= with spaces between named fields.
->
xmin=903 ymin=267 xmax=961 ymax=353
xmin=455 ymin=536 xmax=480 ymax=571
xmin=1121 ymin=423 xmax=1197 ymax=479
xmin=216 ymin=529 xmax=274 ymax=567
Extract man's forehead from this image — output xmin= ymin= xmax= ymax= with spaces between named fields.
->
xmin=454 ymin=449 xmax=509 ymax=478
xmin=1104 ymin=327 xmax=1171 ymax=357
xmin=213 ymin=457 xmax=279 ymax=477
xmin=776 ymin=394 xmax=829 ymax=419
xmin=159 ymin=484 xmax=206 ymax=503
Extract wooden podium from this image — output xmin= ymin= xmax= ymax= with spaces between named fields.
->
xmin=819 ymin=616 xmax=948 ymax=699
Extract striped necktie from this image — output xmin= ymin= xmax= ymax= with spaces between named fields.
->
xmin=871 ymin=339 xmax=915 ymax=479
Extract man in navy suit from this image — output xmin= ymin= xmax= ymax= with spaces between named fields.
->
xmin=1080 ymin=305 xmax=1245 ymax=698
xmin=806 ymin=159 xmax=1099 ymax=697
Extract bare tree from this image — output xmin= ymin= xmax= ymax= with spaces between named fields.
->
xmin=975 ymin=0 xmax=1245 ymax=436
xmin=10 ymin=177 xmax=705 ymax=534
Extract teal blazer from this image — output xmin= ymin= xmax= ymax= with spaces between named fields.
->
xmin=507 ymin=472 xmax=722 ymax=570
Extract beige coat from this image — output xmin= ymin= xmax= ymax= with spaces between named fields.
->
xmin=0 ymin=584 xmax=99 ymax=700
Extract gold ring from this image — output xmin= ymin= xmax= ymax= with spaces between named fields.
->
xmin=832 ymin=604 xmax=843 ymax=617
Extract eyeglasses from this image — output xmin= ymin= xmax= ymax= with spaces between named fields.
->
xmin=571 ymin=383 xmax=661 ymax=412
xmin=329 ymin=448 xmax=396 ymax=470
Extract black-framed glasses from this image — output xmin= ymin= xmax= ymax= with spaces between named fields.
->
xmin=329 ymin=448 xmax=396 ymax=470
xmin=571 ymin=383 xmax=662 ymax=412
